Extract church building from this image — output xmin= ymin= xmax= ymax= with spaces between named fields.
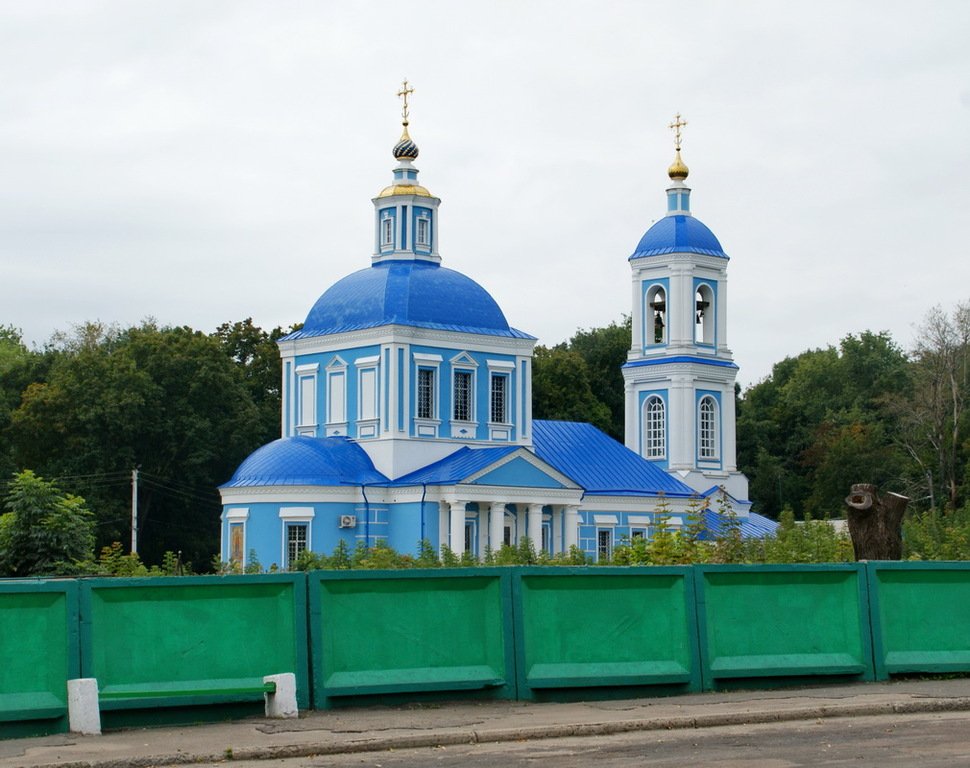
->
xmin=218 ymin=87 xmax=775 ymax=569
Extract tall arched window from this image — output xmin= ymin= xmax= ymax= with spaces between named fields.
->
xmin=643 ymin=395 xmax=666 ymax=459
xmin=694 ymin=284 xmax=715 ymax=346
xmin=698 ymin=396 xmax=719 ymax=459
xmin=645 ymin=285 xmax=667 ymax=345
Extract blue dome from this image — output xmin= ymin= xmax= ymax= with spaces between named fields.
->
xmin=630 ymin=215 xmax=727 ymax=260
xmin=221 ymin=437 xmax=389 ymax=488
xmin=290 ymin=260 xmax=534 ymax=340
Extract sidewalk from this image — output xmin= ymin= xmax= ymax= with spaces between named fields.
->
xmin=3 ymin=679 xmax=970 ymax=768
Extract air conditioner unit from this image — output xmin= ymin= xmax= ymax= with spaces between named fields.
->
xmin=338 ymin=515 xmax=357 ymax=529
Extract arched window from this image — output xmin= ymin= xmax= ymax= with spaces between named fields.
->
xmin=645 ymin=285 xmax=667 ymax=345
xmin=694 ymin=284 xmax=715 ymax=346
xmin=698 ymin=396 xmax=719 ymax=459
xmin=643 ymin=395 xmax=666 ymax=459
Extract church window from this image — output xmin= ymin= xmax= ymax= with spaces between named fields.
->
xmin=285 ymin=523 xmax=307 ymax=568
xmin=327 ymin=372 xmax=345 ymax=425
xmin=381 ymin=216 xmax=393 ymax=247
xmin=359 ymin=367 xmax=378 ymax=421
xmin=416 ymin=216 xmax=430 ymax=247
xmin=453 ymin=370 xmax=473 ymax=421
xmin=597 ymin=529 xmax=612 ymax=562
xmin=644 ymin=395 xmax=665 ymax=459
xmin=695 ymin=283 xmax=715 ymax=346
xmin=645 ymin=284 xmax=667 ymax=345
xmin=490 ymin=374 xmax=508 ymax=423
xmin=699 ymin=396 xmax=719 ymax=459
xmin=299 ymin=375 xmax=316 ymax=427
xmin=417 ymin=368 xmax=435 ymax=419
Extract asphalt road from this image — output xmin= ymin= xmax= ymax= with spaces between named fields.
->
xmin=194 ymin=712 xmax=970 ymax=768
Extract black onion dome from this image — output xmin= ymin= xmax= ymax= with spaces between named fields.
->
xmin=392 ymin=125 xmax=419 ymax=160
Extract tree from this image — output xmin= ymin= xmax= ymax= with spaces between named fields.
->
xmin=9 ymin=322 xmax=264 ymax=565
xmin=566 ymin=317 xmax=631 ymax=439
xmin=0 ymin=470 xmax=95 ymax=576
xmin=532 ymin=345 xmax=612 ymax=432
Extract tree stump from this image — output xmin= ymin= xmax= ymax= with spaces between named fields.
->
xmin=843 ymin=483 xmax=909 ymax=561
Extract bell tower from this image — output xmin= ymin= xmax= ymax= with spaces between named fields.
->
xmin=622 ymin=115 xmax=749 ymax=503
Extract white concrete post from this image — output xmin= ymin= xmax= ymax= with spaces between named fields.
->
xmin=67 ymin=678 xmax=101 ymax=735
xmin=263 ymin=673 xmax=298 ymax=718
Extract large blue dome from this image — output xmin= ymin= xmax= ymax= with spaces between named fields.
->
xmin=289 ymin=260 xmax=533 ymax=340
xmin=630 ymin=215 xmax=727 ymax=260
xmin=221 ymin=436 xmax=389 ymax=488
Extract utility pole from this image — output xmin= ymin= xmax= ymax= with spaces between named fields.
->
xmin=131 ymin=468 xmax=139 ymax=555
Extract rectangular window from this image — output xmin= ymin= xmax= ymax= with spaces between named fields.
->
xmin=229 ymin=523 xmax=245 ymax=564
xmin=417 ymin=368 xmax=435 ymax=419
xmin=597 ymin=529 xmax=612 ymax=561
xmin=453 ymin=370 xmax=472 ymax=421
xmin=381 ymin=217 xmax=393 ymax=247
xmin=631 ymin=528 xmax=647 ymax=541
xmin=416 ymin=217 xmax=429 ymax=246
xmin=541 ymin=524 xmax=551 ymax=554
xmin=359 ymin=368 xmax=377 ymax=420
xmin=299 ymin=375 xmax=316 ymax=426
xmin=328 ymin=372 xmax=345 ymax=424
xmin=286 ymin=523 xmax=307 ymax=568
xmin=490 ymin=374 xmax=507 ymax=423
xmin=503 ymin=525 xmax=512 ymax=547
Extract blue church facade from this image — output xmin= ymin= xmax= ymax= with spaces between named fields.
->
xmin=219 ymin=93 xmax=775 ymax=569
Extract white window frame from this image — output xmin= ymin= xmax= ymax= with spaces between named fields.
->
xmin=643 ymin=395 xmax=666 ymax=459
xmin=694 ymin=282 xmax=716 ymax=346
xmin=597 ymin=528 xmax=613 ymax=562
xmin=413 ymin=353 xmax=442 ymax=435
xmin=698 ymin=395 xmax=719 ymax=460
xmin=295 ymin=363 xmax=319 ymax=436
xmin=415 ymin=215 xmax=430 ymax=247
xmin=354 ymin=355 xmax=381 ymax=437
xmin=279 ymin=507 xmax=314 ymax=570
xmin=226 ymin=508 xmax=249 ymax=566
xmin=381 ymin=214 xmax=394 ymax=248
xmin=452 ymin=368 xmax=474 ymax=422
xmin=645 ymin=283 xmax=667 ymax=346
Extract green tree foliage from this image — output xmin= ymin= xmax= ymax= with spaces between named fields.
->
xmin=737 ymin=331 xmax=910 ymax=518
xmin=532 ymin=346 xmax=613 ymax=433
xmin=565 ymin=318 xmax=631 ymax=439
xmin=213 ymin=318 xmax=290 ymax=446
xmin=0 ymin=470 xmax=95 ymax=576
xmin=9 ymin=322 xmax=264 ymax=566
xmin=0 ymin=327 xmax=45 ymax=480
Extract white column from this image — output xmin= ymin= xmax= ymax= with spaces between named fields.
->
xmin=564 ymin=505 xmax=580 ymax=550
xmin=449 ymin=500 xmax=466 ymax=555
xmin=552 ymin=506 xmax=563 ymax=554
xmin=527 ymin=503 xmax=543 ymax=549
xmin=489 ymin=501 xmax=506 ymax=552
xmin=438 ymin=501 xmax=449 ymax=553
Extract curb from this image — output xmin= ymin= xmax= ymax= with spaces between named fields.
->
xmin=24 ymin=695 xmax=970 ymax=768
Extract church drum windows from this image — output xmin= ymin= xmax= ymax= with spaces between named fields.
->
xmin=417 ymin=368 xmax=435 ymax=420
xmin=694 ymin=283 xmax=715 ymax=346
xmin=698 ymin=395 xmax=719 ymax=460
xmin=416 ymin=216 xmax=430 ymax=247
xmin=453 ymin=369 xmax=473 ymax=422
xmin=489 ymin=374 xmax=508 ymax=424
xmin=643 ymin=395 xmax=666 ymax=459
xmin=381 ymin=216 xmax=393 ymax=248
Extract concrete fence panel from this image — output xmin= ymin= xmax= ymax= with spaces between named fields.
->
xmin=695 ymin=564 xmax=874 ymax=689
xmin=512 ymin=567 xmax=700 ymax=700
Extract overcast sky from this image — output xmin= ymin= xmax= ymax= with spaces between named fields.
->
xmin=2 ymin=1 xmax=968 ymax=387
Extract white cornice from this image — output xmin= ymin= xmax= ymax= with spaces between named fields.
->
xmin=279 ymin=327 xmax=536 ymax=357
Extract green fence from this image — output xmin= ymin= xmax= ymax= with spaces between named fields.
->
xmin=868 ymin=562 xmax=970 ymax=680
xmin=79 ymin=574 xmax=308 ymax=723
xmin=0 ymin=580 xmax=78 ymax=738
xmin=513 ymin=567 xmax=700 ymax=699
xmin=9 ymin=562 xmax=970 ymax=736
xmin=309 ymin=569 xmax=515 ymax=708
xmin=695 ymin=564 xmax=874 ymax=689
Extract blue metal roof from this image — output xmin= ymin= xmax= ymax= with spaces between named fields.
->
xmin=630 ymin=215 xmax=727 ymax=259
xmin=532 ymin=420 xmax=696 ymax=497
xmin=623 ymin=355 xmax=739 ymax=370
xmin=703 ymin=509 xmax=778 ymax=539
xmin=284 ymin=260 xmax=535 ymax=340
xmin=221 ymin=436 xmax=389 ymax=488
xmin=390 ymin=446 xmax=520 ymax=486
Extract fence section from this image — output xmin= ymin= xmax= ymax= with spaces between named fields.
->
xmin=695 ymin=564 xmax=874 ymax=689
xmin=0 ymin=580 xmax=78 ymax=738
xmin=308 ymin=569 xmax=515 ymax=707
xmin=868 ymin=562 xmax=970 ymax=680
xmin=512 ymin=567 xmax=700 ymax=699
xmin=78 ymin=574 xmax=308 ymax=719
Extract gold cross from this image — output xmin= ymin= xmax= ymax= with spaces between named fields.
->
xmin=669 ymin=113 xmax=687 ymax=151
xmin=397 ymin=79 xmax=415 ymax=123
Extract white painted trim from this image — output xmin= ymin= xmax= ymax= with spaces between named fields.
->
xmin=593 ymin=514 xmax=619 ymax=525
xmin=354 ymin=355 xmax=381 ymax=367
xmin=279 ymin=507 xmax=315 ymax=521
xmin=412 ymin=352 xmax=443 ymax=363
xmin=226 ymin=507 xmax=249 ymax=521
xmin=628 ymin=515 xmax=652 ymax=526
xmin=486 ymin=359 xmax=516 ymax=371
xmin=295 ymin=363 xmax=320 ymax=373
